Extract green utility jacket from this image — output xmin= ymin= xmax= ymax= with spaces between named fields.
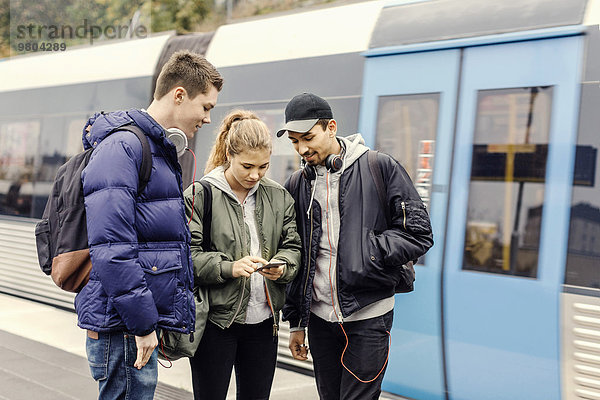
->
xmin=183 ymin=178 xmax=301 ymax=330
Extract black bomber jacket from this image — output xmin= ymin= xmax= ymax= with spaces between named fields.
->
xmin=282 ymin=150 xmax=434 ymax=329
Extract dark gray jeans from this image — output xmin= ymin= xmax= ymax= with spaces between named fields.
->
xmin=308 ymin=310 xmax=394 ymax=400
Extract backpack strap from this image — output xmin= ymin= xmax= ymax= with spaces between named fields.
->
xmin=117 ymin=124 xmax=153 ymax=194
xmin=199 ymin=181 xmax=212 ymax=252
xmin=367 ymin=150 xmax=390 ymax=226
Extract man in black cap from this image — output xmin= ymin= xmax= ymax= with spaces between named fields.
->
xmin=279 ymin=93 xmax=433 ymax=399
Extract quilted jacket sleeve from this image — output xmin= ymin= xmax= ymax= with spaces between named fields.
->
xmin=372 ymin=154 xmax=434 ymax=267
xmin=82 ymin=133 xmax=158 ymax=336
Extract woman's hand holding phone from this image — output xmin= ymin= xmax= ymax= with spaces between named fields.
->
xmin=232 ymin=255 xmax=269 ymax=278
xmin=257 ymin=259 xmax=286 ymax=280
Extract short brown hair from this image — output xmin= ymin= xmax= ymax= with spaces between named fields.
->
xmin=154 ymin=50 xmax=223 ymax=100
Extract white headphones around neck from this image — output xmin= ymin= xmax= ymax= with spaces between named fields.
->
xmin=167 ymin=128 xmax=188 ymax=157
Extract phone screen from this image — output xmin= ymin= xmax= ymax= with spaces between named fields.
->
xmin=257 ymin=261 xmax=285 ymax=271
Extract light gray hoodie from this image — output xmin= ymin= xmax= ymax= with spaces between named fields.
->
xmin=310 ymin=134 xmax=395 ymax=323
xmin=203 ymin=166 xmax=272 ymax=324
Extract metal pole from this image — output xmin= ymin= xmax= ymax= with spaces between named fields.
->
xmin=227 ymin=0 xmax=233 ymax=21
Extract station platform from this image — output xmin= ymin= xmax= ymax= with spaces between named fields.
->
xmin=0 ymin=293 xmax=320 ymax=400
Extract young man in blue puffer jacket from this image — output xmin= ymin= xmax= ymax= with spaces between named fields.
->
xmin=77 ymin=51 xmax=223 ymax=399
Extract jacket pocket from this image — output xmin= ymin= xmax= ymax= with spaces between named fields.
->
xmin=138 ymin=249 xmax=182 ymax=317
xmin=403 ymin=200 xmax=431 ymax=234
xmin=362 ymin=229 xmax=413 ymax=293
xmin=35 ymin=219 xmax=52 ymax=275
xmin=395 ymin=261 xmax=415 ymax=293
xmin=355 ymin=229 xmax=397 ymax=292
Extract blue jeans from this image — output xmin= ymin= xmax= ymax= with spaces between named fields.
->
xmin=308 ymin=311 xmax=394 ymax=400
xmin=86 ymin=331 xmax=158 ymax=400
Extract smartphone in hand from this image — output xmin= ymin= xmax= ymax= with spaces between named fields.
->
xmin=256 ymin=261 xmax=286 ymax=272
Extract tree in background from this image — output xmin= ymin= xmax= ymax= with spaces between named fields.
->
xmin=152 ymin=0 xmax=211 ymax=33
xmin=0 ymin=0 xmax=10 ymax=58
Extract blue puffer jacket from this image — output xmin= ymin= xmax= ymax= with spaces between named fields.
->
xmin=75 ymin=109 xmax=195 ymax=336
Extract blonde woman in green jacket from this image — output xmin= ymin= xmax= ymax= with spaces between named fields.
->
xmin=184 ymin=110 xmax=301 ymax=400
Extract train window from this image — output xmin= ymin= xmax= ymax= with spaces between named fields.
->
xmin=375 ymin=93 xmax=439 ymax=266
xmin=463 ymin=87 xmax=553 ymax=278
xmin=27 ymin=117 xmax=87 ymax=219
xmin=564 ymin=86 xmax=600 ymax=289
xmin=375 ymin=93 xmax=439 ymax=209
xmin=65 ymin=120 xmax=86 ymax=157
xmin=0 ymin=120 xmax=40 ymax=217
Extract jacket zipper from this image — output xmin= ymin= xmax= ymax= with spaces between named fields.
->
xmin=227 ymin=204 xmax=248 ymax=327
xmin=256 ymin=202 xmax=278 ymax=340
xmin=298 ymin=187 xmax=314 ymax=328
xmin=401 ymin=201 xmax=406 ymax=229
xmin=335 ymin=175 xmax=343 ymax=321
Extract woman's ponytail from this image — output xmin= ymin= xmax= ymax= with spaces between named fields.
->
xmin=205 ymin=115 xmax=233 ymax=173
xmin=205 ymin=110 xmax=271 ymax=173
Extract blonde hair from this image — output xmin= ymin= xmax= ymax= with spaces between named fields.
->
xmin=205 ymin=110 xmax=272 ymax=173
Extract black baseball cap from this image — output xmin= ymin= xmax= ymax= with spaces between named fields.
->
xmin=276 ymin=93 xmax=333 ymax=137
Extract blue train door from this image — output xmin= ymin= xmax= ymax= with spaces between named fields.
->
xmin=360 ymin=50 xmax=461 ymax=400
xmin=360 ymin=33 xmax=583 ymax=400
xmin=444 ymin=36 xmax=583 ymax=399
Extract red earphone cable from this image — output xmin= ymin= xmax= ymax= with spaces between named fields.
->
xmin=340 ymin=324 xmax=391 ymax=383
xmin=158 ymin=336 xmax=173 ymax=368
xmin=324 ymin=171 xmax=391 ymax=383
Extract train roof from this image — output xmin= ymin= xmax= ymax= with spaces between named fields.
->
xmin=369 ymin=0 xmax=600 ymax=49
xmin=2 ymin=0 xmax=599 ymax=95
xmin=204 ymin=0 xmax=383 ymax=68
xmin=0 ymin=33 xmax=173 ymax=93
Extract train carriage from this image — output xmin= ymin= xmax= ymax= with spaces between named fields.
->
xmin=358 ymin=1 xmax=600 ymax=398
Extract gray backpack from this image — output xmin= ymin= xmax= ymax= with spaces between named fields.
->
xmin=34 ymin=124 xmax=152 ymax=292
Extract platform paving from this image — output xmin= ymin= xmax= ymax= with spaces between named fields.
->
xmin=0 ymin=293 xmax=320 ymax=400
xmin=0 ymin=293 xmax=405 ymax=399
